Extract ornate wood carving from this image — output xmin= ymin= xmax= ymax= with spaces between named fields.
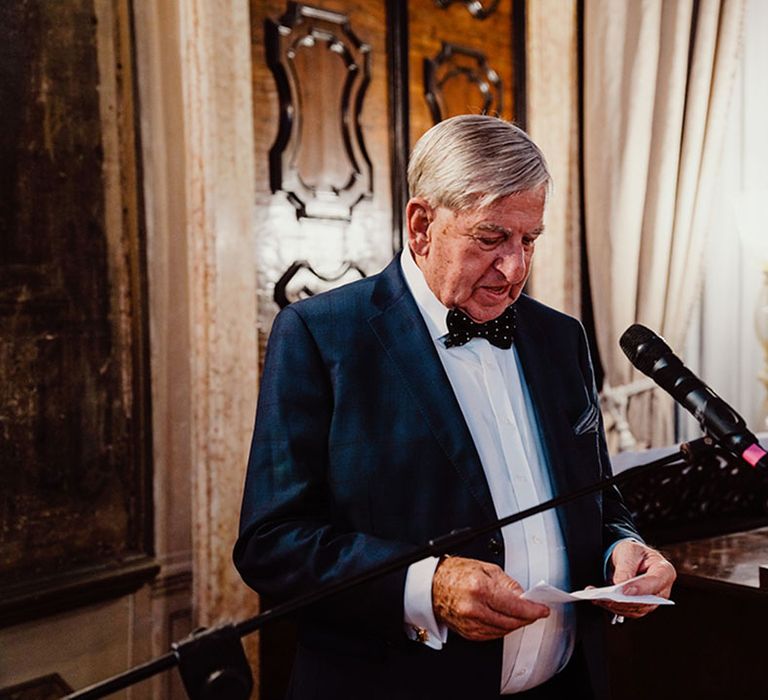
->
xmin=265 ymin=2 xmax=373 ymax=220
xmin=0 ymin=0 xmax=155 ymax=626
xmin=434 ymin=0 xmax=501 ymax=20
xmin=274 ymin=260 xmax=366 ymax=308
xmin=424 ymin=42 xmax=503 ymax=124
xmin=621 ymin=450 xmax=768 ymax=545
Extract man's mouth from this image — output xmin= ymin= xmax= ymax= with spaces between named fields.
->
xmin=482 ymin=285 xmax=510 ymax=297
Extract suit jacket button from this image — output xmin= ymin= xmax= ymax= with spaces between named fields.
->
xmin=488 ymin=537 xmax=503 ymax=555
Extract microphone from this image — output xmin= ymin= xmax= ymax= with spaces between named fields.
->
xmin=619 ymin=323 xmax=768 ymax=470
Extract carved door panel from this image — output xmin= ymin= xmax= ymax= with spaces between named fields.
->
xmin=251 ymin=0 xmax=395 ymax=366
xmin=409 ymin=0 xmax=524 ymax=145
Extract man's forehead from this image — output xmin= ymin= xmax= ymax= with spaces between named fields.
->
xmin=459 ymin=195 xmax=546 ymax=230
xmin=463 ymin=188 xmax=545 ymax=213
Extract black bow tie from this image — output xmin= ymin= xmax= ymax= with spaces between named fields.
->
xmin=445 ymin=305 xmax=517 ymax=349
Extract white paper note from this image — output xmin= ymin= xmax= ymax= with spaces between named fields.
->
xmin=521 ymin=574 xmax=674 ymax=606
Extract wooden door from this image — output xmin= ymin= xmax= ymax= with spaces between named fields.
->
xmin=249 ymin=1 xmax=524 ymax=695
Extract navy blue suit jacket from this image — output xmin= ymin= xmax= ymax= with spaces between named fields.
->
xmin=234 ymin=254 xmax=639 ymax=699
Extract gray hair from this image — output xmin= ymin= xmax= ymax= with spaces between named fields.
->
xmin=407 ymin=115 xmax=551 ymax=211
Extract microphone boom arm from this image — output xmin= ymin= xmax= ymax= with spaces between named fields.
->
xmin=64 ymin=438 xmax=712 ymax=700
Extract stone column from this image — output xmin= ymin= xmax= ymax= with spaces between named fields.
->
xmin=134 ymin=0 xmax=260 ymax=695
xmin=177 ymin=0 xmax=260 ymax=643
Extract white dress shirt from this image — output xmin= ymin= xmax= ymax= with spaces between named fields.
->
xmin=400 ymin=248 xmax=576 ymax=694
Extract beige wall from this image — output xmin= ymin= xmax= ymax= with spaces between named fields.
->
xmin=1 ymin=596 xmax=149 ymax=695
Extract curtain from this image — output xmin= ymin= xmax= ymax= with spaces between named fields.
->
xmin=583 ymin=0 xmax=745 ymax=449
xmin=683 ymin=0 xmax=768 ymax=440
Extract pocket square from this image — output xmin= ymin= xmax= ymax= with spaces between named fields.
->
xmin=573 ymin=402 xmax=600 ymax=436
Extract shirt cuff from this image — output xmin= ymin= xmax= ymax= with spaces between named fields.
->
xmin=603 ymin=537 xmax=641 ymax=581
xmin=403 ymin=557 xmax=448 ymax=650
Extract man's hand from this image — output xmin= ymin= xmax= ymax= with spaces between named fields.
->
xmin=595 ymin=540 xmax=676 ymax=619
xmin=432 ymin=556 xmax=550 ymax=641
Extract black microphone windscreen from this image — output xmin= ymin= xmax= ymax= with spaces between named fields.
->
xmin=619 ymin=324 xmax=672 ymax=375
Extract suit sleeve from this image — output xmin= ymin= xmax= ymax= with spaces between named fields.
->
xmin=233 ymin=305 xmax=414 ymax=640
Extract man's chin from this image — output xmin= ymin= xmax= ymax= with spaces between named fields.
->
xmin=460 ymin=303 xmax=512 ymax=324
xmin=460 ymin=292 xmax=521 ymax=323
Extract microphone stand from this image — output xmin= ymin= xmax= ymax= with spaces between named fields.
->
xmin=63 ymin=437 xmax=716 ymax=700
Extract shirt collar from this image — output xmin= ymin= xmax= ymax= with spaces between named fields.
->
xmin=400 ymin=246 xmax=449 ymax=340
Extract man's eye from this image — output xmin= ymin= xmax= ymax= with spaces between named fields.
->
xmin=476 ymin=236 xmax=503 ymax=247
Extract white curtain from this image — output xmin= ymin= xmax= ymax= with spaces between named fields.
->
xmin=680 ymin=0 xmax=768 ymax=442
xmin=584 ymin=0 xmax=745 ymax=449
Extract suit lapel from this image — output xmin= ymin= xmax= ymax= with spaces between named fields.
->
xmin=515 ymin=298 xmax=605 ymax=587
xmin=513 ymin=298 xmax=573 ymax=496
xmin=367 ymin=258 xmax=497 ymax=520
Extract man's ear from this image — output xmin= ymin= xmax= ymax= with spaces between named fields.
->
xmin=405 ymin=198 xmax=433 ymax=256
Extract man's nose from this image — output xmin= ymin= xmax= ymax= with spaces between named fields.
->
xmin=493 ymin=246 xmax=527 ymax=281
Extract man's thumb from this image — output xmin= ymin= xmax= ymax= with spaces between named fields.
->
xmin=613 ymin=558 xmax=640 ymax=584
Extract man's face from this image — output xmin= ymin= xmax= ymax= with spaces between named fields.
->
xmin=407 ymin=188 xmax=545 ymax=323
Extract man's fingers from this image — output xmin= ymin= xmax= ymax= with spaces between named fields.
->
xmin=611 ymin=541 xmax=677 ymax=597
xmin=597 ymin=541 xmax=677 ymax=621
xmin=613 ymin=567 xmax=639 ymax=584
xmin=487 ymin=594 xmax=550 ymax=623
xmin=479 ymin=601 xmax=547 ymax=631
xmin=622 ymin=558 xmax=676 ymax=598
xmin=432 ymin=556 xmax=549 ymax=640
xmin=487 ymin=575 xmax=550 ymax=622
xmin=457 ymin=615 xmax=514 ymax=640
xmin=621 ymin=573 xmax=668 ymax=596
xmin=593 ymin=599 xmax=659 ymax=618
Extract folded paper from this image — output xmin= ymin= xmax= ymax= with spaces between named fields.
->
xmin=521 ymin=574 xmax=674 ymax=606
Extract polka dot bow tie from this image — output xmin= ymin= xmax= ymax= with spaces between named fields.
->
xmin=444 ymin=305 xmax=517 ymax=349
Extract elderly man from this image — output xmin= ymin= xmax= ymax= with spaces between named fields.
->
xmin=234 ymin=115 xmax=675 ymax=699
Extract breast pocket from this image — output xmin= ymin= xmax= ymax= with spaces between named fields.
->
xmin=572 ymin=401 xmax=600 ymax=436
